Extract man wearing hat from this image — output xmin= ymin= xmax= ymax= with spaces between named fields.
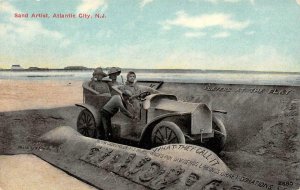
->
xmin=117 ymin=71 xmax=159 ymax=96
xmin=108 ymin=67 xmax=122 ymax=86
xmin=98 ymin=90 xmax=136 ymax=140
xmin=116 ymin=71 xmax=160 ymax=118
xmin=89 ymin=67 xmax=110 ymax=94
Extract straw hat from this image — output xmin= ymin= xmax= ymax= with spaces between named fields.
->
xmin=108 ymin=67 xmax=121 ymax=75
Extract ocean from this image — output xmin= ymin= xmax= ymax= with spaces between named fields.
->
xmin=0 ymin=70 xmax=300 ymax=86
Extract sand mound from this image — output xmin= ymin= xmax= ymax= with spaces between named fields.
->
xmin=39 ymin=126 xmax=81 ymax=145
xmin=235 ymin=100 xmax=300 ymax=182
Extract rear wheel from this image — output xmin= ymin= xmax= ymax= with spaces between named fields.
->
xmin=77 ymin=109 xmax=97 ymax=138
xmin=151 ymin=121 xmax=185 ymax=148
xmin=205 ymin=117 xmax=227 ymax=153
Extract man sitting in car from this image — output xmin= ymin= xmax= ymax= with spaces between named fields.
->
xmin=107 ymin=67 xmax=122 ymax=86
xmin=89 ymin=67 xmax=110 ymax=95
xmin=98 ymin=90 xmax=137 ymax=140
xmin=116 ymin=71 xmax=159 ymax=96
xmin=114 ymin=71 xmax=160 ymax=119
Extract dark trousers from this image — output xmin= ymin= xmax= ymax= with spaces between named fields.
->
xmin=98 ymin=109 xmax=113 ymax=140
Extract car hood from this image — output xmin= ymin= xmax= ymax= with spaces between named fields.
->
xmin=153 ymin=99 xmax=201 ymax=113
xmin=148 ymin=98 xmax=213 ymax=134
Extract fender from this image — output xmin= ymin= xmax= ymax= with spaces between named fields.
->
xmin=75 ymin=103 xmax=100 ymax=127
xmin=138 ymin=112 xmax=190 ymax=148
xmin=212 ymin=116 xmax=227 ymax=140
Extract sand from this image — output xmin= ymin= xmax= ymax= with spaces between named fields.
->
xmin=0 ymin=154 xmax=97 ymax=190
xmin=0 ymin=79 xmax=95 ymax=190
xmin=0 ymin=79 xmax=299 ymax=188
xmin=0 ymin=80 xmax=83 ymax=112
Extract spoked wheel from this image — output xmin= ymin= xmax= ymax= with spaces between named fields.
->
xmin=204 ymin=117 xmax=227 ymax=153
xmin=151 ymin=121 xmax=185 ymax=148
xmin=77 ymin=109 xmax=97 ymax=138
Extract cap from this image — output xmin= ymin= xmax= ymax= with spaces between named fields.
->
xmin=108 ymin=67 xmax=121 ymax=75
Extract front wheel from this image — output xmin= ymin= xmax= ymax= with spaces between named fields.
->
xmin=151 ymin=121 xmax=185 ymax=148
xmin=77 ymin=109 xmax=97 ymax=138
xmin=205 ymin=117 xmax=227 ymax=153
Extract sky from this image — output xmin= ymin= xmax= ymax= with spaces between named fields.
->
xmin=0 ymin=0 xmax=300 ymax=71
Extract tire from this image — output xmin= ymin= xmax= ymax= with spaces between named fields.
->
xmin=205 ymin=117 xmax=227 ymax=153
xmin=151 ymin=121 xmax=185 ymax=148
xmin=77 ymin=109 xmax=97 ymax=138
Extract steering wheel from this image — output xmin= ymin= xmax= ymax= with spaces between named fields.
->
xmin=137 ymin=91 xmax=151 ymax=101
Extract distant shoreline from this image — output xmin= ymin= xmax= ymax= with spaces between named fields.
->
xmin=0 ymin=68 xmax=300 ymax=75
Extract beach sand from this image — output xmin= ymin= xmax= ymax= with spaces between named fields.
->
xmin=0 ymin=79 xmax=95 ymax=190
xmin=0 ymin=79 xmax=83 ymax=112
xmin=0 ymin=79 xmax=299 ymax=188
xmin=0 ymin=154 xmax=97 ymax=190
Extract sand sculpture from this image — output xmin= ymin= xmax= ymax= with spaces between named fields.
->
xmin=29 ymin=124 xmax=293 ymax=190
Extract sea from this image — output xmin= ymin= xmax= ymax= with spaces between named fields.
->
xmin=0 ymin=70 xmax=300 ymax=86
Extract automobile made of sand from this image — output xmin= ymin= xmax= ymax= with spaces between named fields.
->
xmin=75 ymin=81 xmax=227 ymax=153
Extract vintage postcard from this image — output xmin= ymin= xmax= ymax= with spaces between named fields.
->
xmin=0 ymin=0 xmax=299 ymax=190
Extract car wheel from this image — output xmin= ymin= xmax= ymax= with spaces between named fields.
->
xmin=205 ymin=117 xmax=227 ymax=153
xmin=77 ymin=109 xmax=97 ymax=138
xmin=151 ymin=121 xmax=185 ymax=147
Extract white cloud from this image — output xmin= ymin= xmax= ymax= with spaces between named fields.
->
xmin=296 ymin=0 xmax=300 ymax=6
xmin=212 ymin=31 xmax=230 ymax=38
xmin=0 ymin=1 xmax=66 ymax=43
xmin=0 ymin=0 xmax=17 ymax=13
xmin=140 ymin=0 xmax=154 ymax=8
xmin=184 ymin=32 xmax=206 ymax=38
xmin=190 ymin=0 xmax=255 ymax=5
xmin=0 ymin=1 xmax=71 ymax=69
xmin=203 ymin=0 xmax=218 ymax=3
xmin=204 ymin=0 xmax=241 ymax=3
xmin=163 ymin=11 xmax=250 ymax=31
xmin=96 ymin=29 xmax=112 ymax=38
xmin=224 ymin=0 xmax=241 ymax=2
xmin=245 ymin=31 xmax=255 ymax=35
xmin=162 ymin=24 xmax=171 ymax=30
xmin=77 ymin=0 xmax=107 ymax=13
xmin=152 ymin=46 xmax=298 ymax=72
xmin=224 ymin=0 xmax=241 ymax=3
xmin=232 ymin=46 xmax=296 ymax=71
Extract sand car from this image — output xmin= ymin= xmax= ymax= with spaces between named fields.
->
xmin=75 ymin=81 xmax=227 ymax=153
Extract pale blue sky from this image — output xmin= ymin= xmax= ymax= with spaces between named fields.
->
xmin=0 ymin=0 xmax=300 ymax=71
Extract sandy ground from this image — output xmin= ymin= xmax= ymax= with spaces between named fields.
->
xmin=0 ymin=154 xmax=97 ymax=190
xmin=0 ymin=79 xmax=96 ymax=190
xmin=0 ymin=79 xmax=299 ymax=189
xmin=0 ymin=80 xmax=82 ymax=112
